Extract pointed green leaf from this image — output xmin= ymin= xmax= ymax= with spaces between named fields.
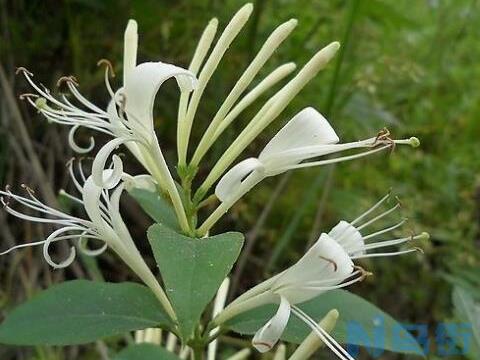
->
xmin=148 ymin=224 xmax=244 ymax=340
xmin=225 ymin=289 xmax=424 ymax=356
xmin=113 ymin=344 xmax=181 ymax=360
xmin=128 ymin=188 xmax=179 ymax=230
xmin=0 ymin=280 xmax=173 ymax=345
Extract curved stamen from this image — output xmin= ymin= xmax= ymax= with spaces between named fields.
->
xmin=97 ymin=59 xmax=116 ymax=99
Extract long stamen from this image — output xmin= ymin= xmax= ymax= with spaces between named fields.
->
xmin=363 ymin=218 xmax=407 ymax=240
xmin=97 ymin=59 xmax=116 ymax=99
xmin=291 ymin=306 xmax=355 ymax=360
xmin=357 ymin=203 xmax=400 ymax=231
xmin=1 ymin=240 xmax=48 ymax=255
xmin=278 ymin=145 xmax=390 ymax=171
xmin=362 ymin=232 xmax=430 ymax=252
xmin=351 ymin=247 xmax=423 ymax=260
xmin=350 ymin=192 xmax=391 ymax=225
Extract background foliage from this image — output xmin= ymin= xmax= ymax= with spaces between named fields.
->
xmin=0 ymin=0 xmax=479 ymax=359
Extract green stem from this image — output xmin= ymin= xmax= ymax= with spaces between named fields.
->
xmin=193 ymin=344 xmax=204 ymax=360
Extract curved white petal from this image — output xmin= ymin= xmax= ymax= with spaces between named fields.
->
xmin=78 ymin=236 xmax=108 ymax=257
xmin=215 ymin=158 xmax=264 ymax=202
xmin=92 ymin=138 xmax=126 ymax=189
xmin=43 ymin=226 xmax=78 ymax=269
xmin=329 ymin=220 xmax=365 ymax=256
xmin=82 ymin=175 xmax=110 ymax=230
xmin=259 ymin=107 xmax=339 ymax=173
xmin=108 ymin=183 xmax=134 ymax=245
xmin=123 ymin=62 xmax=197 ymax=137
xmin=68 ymin=125 xmax=95 ymax=154
xmin=274 ymin=233 xmax=353 ymax=304
xmin=252 ymin=296 xmax=291 ymax=353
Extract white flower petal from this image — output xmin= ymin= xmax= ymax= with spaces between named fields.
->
xmin=92 ymin=138 xmax=126 ymax=189
xmin=215 ymin=158 xmax=264 ymax=202
xmin=68 ymin=125 xmax=95 ymax=154
xmin=82 ymin=175 xmax=110 ymax=229
xmin=328 ymin=220 xmax=365 ymax=256
xmin=123 ymin=62 xmax=197 ymax=137
xmin=274 ymin=233 xmax=353 ymax=304
xmin=252 ymin=296 xmax=291 ymax=353
xmin=43 ymin=226 xmax=78 ymax=269
xmin=259 ymin=107 xmax=339 ymax=171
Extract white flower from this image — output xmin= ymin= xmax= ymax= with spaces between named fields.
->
xmin=0 ymin=160 xmax=176 ymax=320
xmin=215 ymin=233 xmax=362 ymax=359
xmin=215 ymin=107 xmax=418 ymax=204
xmin=214 ymin=193 xmax=428 ymax=360
xmin=17 ymin=20 xmax=197 ymax=233
xmin=196 ymin=107 xmax=419 ymax=235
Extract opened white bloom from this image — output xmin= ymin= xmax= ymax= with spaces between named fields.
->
xmin=0 ymin=161 xmax=176 ymax=320
xmin=214 ymin=233 xmax=361 ymax=359
xmin=17 ymin=20 xmax=197 ymax=233
xmin=197 ymin=108 xmax=419 ymax=235
xmin=215 ymin=108 xmax=419 ymax=203
xmin=214 ymin=194 xmax=428 ymax=360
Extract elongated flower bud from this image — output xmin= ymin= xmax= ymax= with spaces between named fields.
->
xmin=288 ymin=309 xmax=339 ymax=360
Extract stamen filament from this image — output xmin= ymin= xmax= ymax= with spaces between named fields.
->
xmin=351 ymin=248 xmax=421 ymax=259
xmin=357 ymin=203 xmax=400 ymax=231
xmin=292 ymin=306 xmax=354 ymax=360
xmin=363 ymin=218 xmax=407 ymax=240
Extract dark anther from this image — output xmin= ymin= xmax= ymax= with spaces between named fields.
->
xmin=97 ymin=59 xmax=116 ymax=77
xmin=21 ymin=184 xmax=36 ymax=195
xmin=15 ymin=67 xmax=33 ymax=76
xmin=353 ymin=265 xmax=373 ymax=281
xmin=56 ymin=75 xmax=79 ymax=88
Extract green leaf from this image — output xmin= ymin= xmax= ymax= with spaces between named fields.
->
xmin=0 ymin=280 xmax=173 ymax=345
xmin=128 ymin=188 xmax=179 ymax=230
xmin=452 ymin=286 xmax=480 ymax=357
xmin=148 ymin=224 xmax=244 ymax=341
xmin=225 ymin=290 xmax=424 ymax=356
xmin=113 ymin=344 xmax=181 ymax=360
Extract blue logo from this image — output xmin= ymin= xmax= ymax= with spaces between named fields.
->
xmin=345 ymin=317 xmax=473 ymax=357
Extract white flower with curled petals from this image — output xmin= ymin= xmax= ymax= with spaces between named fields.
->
xmin=214 ymin=194 xmax=429 ymax=359
xmin=215 ymin=234 xmax=361 ymax=359
xmin=17 ymin=20 xmax=197 ymax=233
xmin=0 ymin=161 xmax=176 ymax=320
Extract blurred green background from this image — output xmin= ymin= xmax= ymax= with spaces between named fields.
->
xmin=1 ymin=0 xmax=479 ymax=359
